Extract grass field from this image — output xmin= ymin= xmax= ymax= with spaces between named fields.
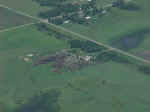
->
xmin=0 ymin=7 xmax=36 ymax=30
xmin=1 ymin=1 xmax=150 ymax=112
xmin=0 ymin=24 xmax=69 ymax=111
xmin=1 ymin=0 xmax=150 ymax=60
xmin=0 ymin=0 xmax=113 ymax=16
xmin=0 ymin=24 xmax=150 ymax=112
xmin=2 ymin=0 xmax=149 ymax=60
xmin=0 ymin=0 xmax=50 ymax=16
xmin=62 ymin=0 xmax=150 ymax=60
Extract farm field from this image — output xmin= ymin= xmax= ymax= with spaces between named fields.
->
xmin=0 ymin=0 xmax=113 ymax=16
xmin=0 ymin=0 xmax=50 ymax=16
xmin=62 ymin=0 xmax=150 ymax=60
xmin=0 ymin=23 xmax=150 ymax=112
xmin=0 ymin=7 xmax=36 ymax=30
xmin=0 ymin=24 xmax=69 ymax=111
xmin=1 ymin=0 xmax=150 ymax=61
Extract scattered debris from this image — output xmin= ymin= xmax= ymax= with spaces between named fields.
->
xmin=42 ymin=19 xmax=49 ymax=23
xmin=64 ymin=20 xmax=70 ymax=24
xmin=27 ymin=54 xmax=34 ymax=57
xmin=79 ymin=55 xmax=92 ymax=61
xmin=34 ymin=50 xmax=92 ymax=72
xmin=102 ymin=10 xmax=107 ymax=14
xmin=85 ymin=56 xmax=92 ymax=61
xmin=85 ymin=16 xmax=91 ymax=19
xmin=24 ymin=58 xmax=30 ymax=62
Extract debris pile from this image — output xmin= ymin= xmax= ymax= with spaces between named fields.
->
xmin=34 ymin=50 xmax=93 ymax=72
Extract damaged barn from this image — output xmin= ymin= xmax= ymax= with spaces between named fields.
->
xmin=34 ymin=50 xmax=92 ymax=72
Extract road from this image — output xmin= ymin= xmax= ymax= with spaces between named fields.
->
xmin=0 ymin=4 xmax=150 ymax=64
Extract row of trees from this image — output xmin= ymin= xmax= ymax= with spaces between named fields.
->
xmin=36 ymin=0 xmax=101 ymax=25
xmin=137 ymin=65 xmax=150 ymax=75
xmin=96 ymin=51 xmax=131 ymax=63
xmin=35 ymin=23 xmax=71 ymax=40
xmin=113 ymin=0 xmax=140 ymax=11
xmin=70 ymin=39 xmax=105 ymax=53
xmin=32 ymin=0 xmax=66 ymax=7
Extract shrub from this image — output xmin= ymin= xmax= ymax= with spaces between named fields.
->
xmin=137 ymin=65 xmax=150 ymax=75
xmin=70 ymin=40 xmax=105 ymax=53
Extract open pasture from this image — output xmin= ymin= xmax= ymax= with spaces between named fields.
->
xmin=62 ymin=0 xmax=150 ymax=60
xmin=0 ymin=7 xmax=35 ymax=30
xmin=0 ymin=24 xmax=150 ymax=112
xmin=0 ymin=1 xmax=150 ymax=112
xmin=0 ymin=0 xmax=50 ymax=16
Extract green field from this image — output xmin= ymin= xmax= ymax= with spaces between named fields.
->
xmin=1 ymin=1 xmax=150 ymax=112
xmin=0 ymin=0 xmax=50 ymax=16
xmin=1 ymin=0 xmax=150 ymax=60
xmin=0 ymin=24 xmax=150 ymax=112
xmin=61 ymin=0 xmax=150 ymax=60
xmin=0 ymin=24 xmax=69 ymax=111
xmin=0 ymin=7 xmax=36 ymax=30
xmin=0 ymin=0 xmax=113 ymax=16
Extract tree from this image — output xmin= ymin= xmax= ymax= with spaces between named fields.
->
xmin=70 ymin=40 xmax=105 ymax=53
xmin=38 ymin=9 xmax=61 ymax=18
xmin=14 ymin=89 xmax=61 ymax=112
xmin=33 ymin=0 xmax=66 ymax=7
xmin=138 ymin=65 xmax=150 ymax=74
xmin=117 ymin=0 xmax=125 ymax=7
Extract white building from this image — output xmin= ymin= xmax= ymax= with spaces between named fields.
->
xmin=85 ymin=16 xmax=91 ymax=19
xmin=64 ymin=20 xmax=70 ymax=24
xmin=84 ymin=56 xmax=92 ymax=61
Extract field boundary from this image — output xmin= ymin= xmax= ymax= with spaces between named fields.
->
xmin=1 ymin=4 xmax=150 ymax=64
xmin=0 ymin=22 xmax=39 ymax=33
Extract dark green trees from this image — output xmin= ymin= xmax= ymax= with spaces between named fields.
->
xmin=14 ymin=89 xmax=61 ymax=112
